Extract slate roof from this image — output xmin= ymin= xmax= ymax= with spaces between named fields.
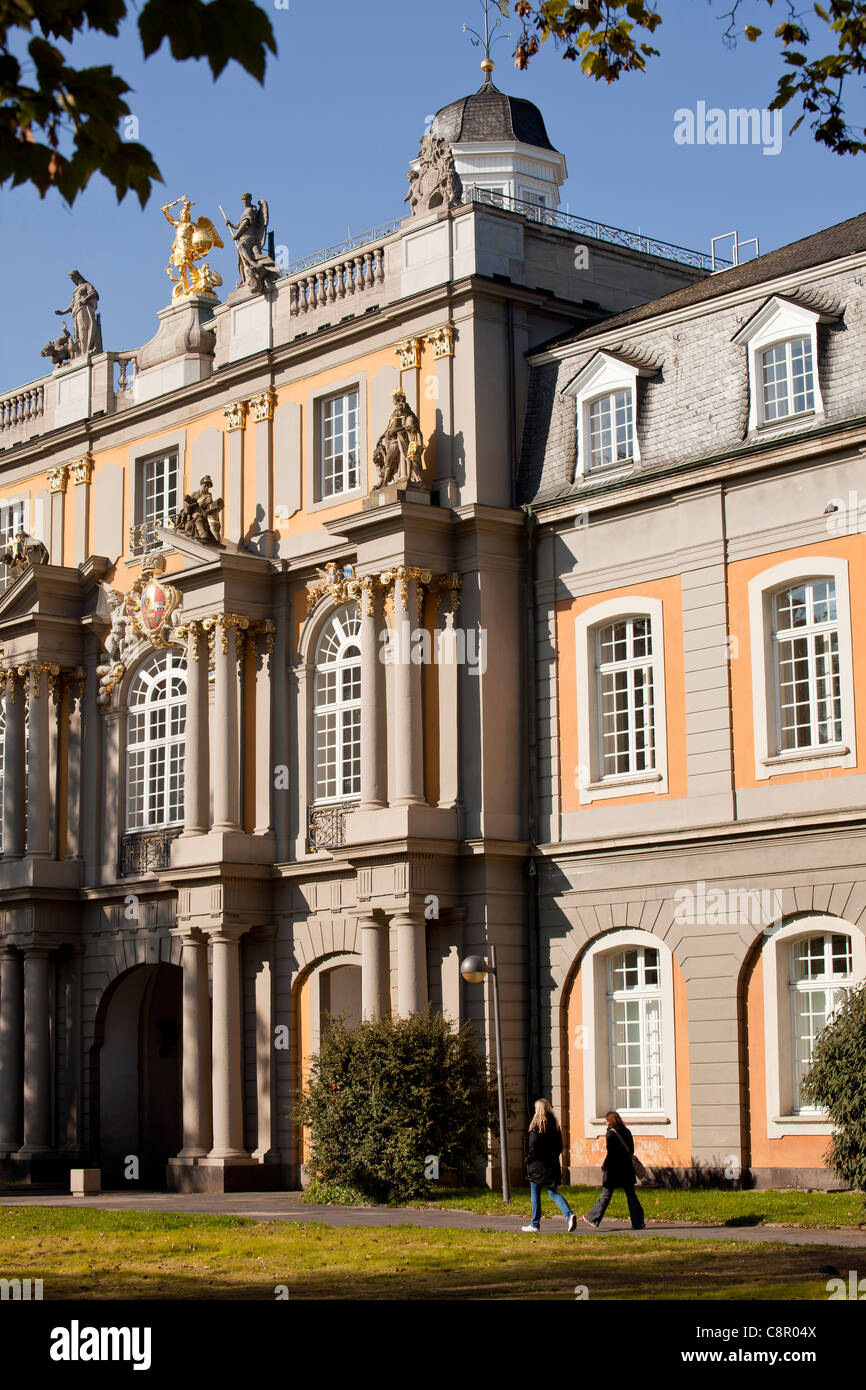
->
xmin=535 ymin=211 xmax=866 ymax=355
xmin=431 ymin=75 xmax=558 ymax=152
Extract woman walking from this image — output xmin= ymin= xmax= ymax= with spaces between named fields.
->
xmin=580 ymin=1110 xmax=645 ymax=1230
xmin=521 ymin=1099 xmax=577 ymax=1234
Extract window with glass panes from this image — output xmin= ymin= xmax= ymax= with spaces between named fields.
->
xmin=320 ymin=390 xmax=360 ymax=498
xmin=596 ymin=617 xmax=655 ymax=777
xmin=773 ymin=579 xmax=841 ymax=752
xmin=0 ymin=702 xmax=4 ymax=853
xmin=789 ymin=933 xmax=852 ymax=1111
xmin=139 ymin=452 xmax=179 ymax=550
xmin=125 ymin=650 xmax=187 ymax=831
xmin=588 ymin=390 xmax=634 ymax=470
xmin=760 ymin=336 xmax=815 ymax=422
xmin=314 ymin=605 xmax=362 ymax=802
xmin=0 ymin=499 xmax=25 ymax=592
xmin=607 ymin=947 xmax=663 ymax=1111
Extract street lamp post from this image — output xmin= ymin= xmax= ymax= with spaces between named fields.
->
xmin=460 ymin=946 xmax=511 ymax=1204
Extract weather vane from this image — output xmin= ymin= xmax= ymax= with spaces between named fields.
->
xmin=463 ymin=0 xmax=512 ymax=73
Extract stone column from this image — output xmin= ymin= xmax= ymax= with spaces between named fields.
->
xmin=176 ymin=929 xmax=213 ymax=1157
xmin=390 ymin=572 xmax=425 ymax=807
xmin=64 ymin=670 xmax=86 ymax=860
xmin=211 ymin=617 xmax=242 ymax=833
xmin=208 ymin=928 xmax=248 ymax=1160
xmin=253 ymin=626 xmax=275 ymax=836
xmin=2 ymin=669 xmax=27 ymax=859
xmin=436 ymin=598 xmax=461 ymax=808
xmin=0 ymin=947 xmax=24 ymax=1155
xmin=19 ymin=947 xmax=52 ymax=1155
xmin=393 ymin=906 xmax=427 ymax=1016
xmin=359 ymin=579 xmax=387 ymax=810
xmin=252 ymin=928 xmax=277 ymax=1160
xmin=26 ymin=663 xmax=57 ymax=859
xmin=359 ymin=911 xmax=390 ymax=1020
xmin=183 ymin=624 xmax=210 ymax=835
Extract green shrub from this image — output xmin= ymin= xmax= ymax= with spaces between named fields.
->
xmin=296 ymin=1009 xmax=495 ymax=1203
xmin=801 ymin=980 xmax=866 ymax=1197
xmin=303 ymin=1176 xmax=370 ymax=1206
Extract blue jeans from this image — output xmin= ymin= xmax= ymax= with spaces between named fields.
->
xmin=530 ymin=1181 xmax=573 ymax=1229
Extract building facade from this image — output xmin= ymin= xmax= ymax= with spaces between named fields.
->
xmin=1 ymin=70 xmax=856 ymax=1193
xmin=520 ymin=212 xmax=866 ymax=1187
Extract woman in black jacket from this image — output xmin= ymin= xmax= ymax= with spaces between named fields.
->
xmin=580 ymin=1110 xmax=645 ymax=1229
xmin=521 ymin=1099 xmax=577 ymax=1233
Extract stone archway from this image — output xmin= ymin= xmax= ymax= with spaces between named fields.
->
xmin=94 ymin=961 xmax=182 ymax=1188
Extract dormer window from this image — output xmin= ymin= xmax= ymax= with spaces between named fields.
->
xmin=588 ymin=390 xmax=634 ymax=471
xmin=733 ymin=295 xmax=835 ymax=432
xmin=760 ymin=336 xmax=815 ymax=423
xmin=564 ymin=350 xmax=658 ymax=482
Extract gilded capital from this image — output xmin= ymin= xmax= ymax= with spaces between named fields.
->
xmin=395 ymin=338 xmax=422 ymax=370
xmin=70 ymin=455 xmax=94 ymax=485
xmin=426 ymin=324 xmax=455 ymax=360
xmin=224 ymin=399 xmax=248 ymax=431
xmin=249 ymin=389 xmax=276 ymax=423
xmin=48 ymin=465 xmax=69 ymax=494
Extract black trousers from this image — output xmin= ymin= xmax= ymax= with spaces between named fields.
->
xmin=586 ymin=1178 xmax=644 ymax=1229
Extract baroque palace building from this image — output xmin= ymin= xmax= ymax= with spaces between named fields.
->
xmin=0 ymin=61 xmax=860 ymax=1192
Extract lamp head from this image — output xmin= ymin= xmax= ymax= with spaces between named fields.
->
xmin=460 ymin=954 xmax=489 ymax=984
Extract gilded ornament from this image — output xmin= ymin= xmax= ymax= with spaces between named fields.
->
xmin=48 ymin=466 xmax=69 ymax=494
xmin=70 ymin=456 xmax=94 ymax=485
xmin=395 ymin=338 xmax=422 ymax=370
xmin=249 ymin=389 xmax=277 ymax=423
xmin=426 ymin=325 xmax=455 ymax=360
xmin=162 ymin=196 xmax=224 ymax=301
xmin=224 ymin=399 xmax=248 ymax=432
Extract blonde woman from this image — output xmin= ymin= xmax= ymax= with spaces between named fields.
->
xmin=521 ymin=1099 xmax=577 ymax=1234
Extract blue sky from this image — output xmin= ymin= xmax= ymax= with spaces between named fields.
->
xmin=1 ymin=0 xmax=864 ymax=390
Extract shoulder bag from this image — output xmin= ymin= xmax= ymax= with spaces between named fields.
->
xmin=611 ymin=1125 xmax=647 ymax=1182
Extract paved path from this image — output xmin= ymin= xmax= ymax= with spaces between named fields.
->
xmin=3 ymin=1190 xmax=865 ymax=1246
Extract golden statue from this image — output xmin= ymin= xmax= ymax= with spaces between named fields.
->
xmin=162 ymin=196 xmax=224 ymax=300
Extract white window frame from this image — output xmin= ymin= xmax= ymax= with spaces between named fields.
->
xmin=125 ymin=650 xmax=187 ymax=832
xmin=732 ymin=296 xmax=825 ymax=433
xmin=579 ymin=929 xmax=678 ymax=1139
xmin=761 ymin=915 xmax=866 ymax=1138
xmin=0 ymin=498 xmax=26 ymax=593
xmin=564 ymin=352 xmax=651 ymax=483
xmin=313 ymin=603 xmax=362 ymax=805
xmin=574 ymin=596 xmax=667 ymax=803
xmin=748 ymin=556 xmax=855 ymax=779
xmin=606 ymin=945 xmax=664 ymax=1112
xmin=306 ymin=372 xmax=367 ymax=511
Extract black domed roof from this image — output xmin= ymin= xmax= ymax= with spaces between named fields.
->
xmin=431 ymin=73 xmax=558 ymax=153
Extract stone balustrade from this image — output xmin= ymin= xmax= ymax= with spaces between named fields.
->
xmin=0 ymin=383 xmax=45 ymax=435
xmin=288 ymin=246 xmax=386 ymax=317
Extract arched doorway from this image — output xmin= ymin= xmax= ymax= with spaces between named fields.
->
xmin=95 ymin=961 xmax=183 ymax=1188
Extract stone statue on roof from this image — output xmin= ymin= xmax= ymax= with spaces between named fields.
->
xmin=220 ymin=193 xmax=281 ymax=295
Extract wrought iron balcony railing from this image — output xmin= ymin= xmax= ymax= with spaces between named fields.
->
xmin=461 ymin=187 xmax=727 ymax=272
xmin=128 ymin=514 xmax=176 ymax=557
xmin=307 ymin=800 xmax=359 ymax=853
xmin=120 ymin=828 xmax=181 ymax=876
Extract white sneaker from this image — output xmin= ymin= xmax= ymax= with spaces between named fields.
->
xmin=567 ymin=1214 xmax=577 ymax=1233
xmin=521 ymin=1224 xmax=539 ymax=1233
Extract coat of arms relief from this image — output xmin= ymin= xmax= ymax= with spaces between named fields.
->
xmin=96 ymin=553 xmax=182 ymax=706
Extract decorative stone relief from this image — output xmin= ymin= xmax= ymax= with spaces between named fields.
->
xmin=47 ymin=466 xmax=69 ymax=494
xmin=404 ymin=134 xmax=463 ymax=218
xmin=0 ymin=530 xmax=49 ymax=579
xmin=70 ymin=455 xmax=94 ymax=485
xmin=223 ymin=399 xmax=248 ymax=431
xmin=249 ymin=389 xmax=277 ymax=423
xmin=395 ymin=338 xmax=422 ymax=370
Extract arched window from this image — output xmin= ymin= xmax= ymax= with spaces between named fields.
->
xmin=606 ymin=945 xmax=663 ymax=1111
xmin=126 ymin=650 xmax=187 ymax=831
xmin=314 ymin=604 xmax=361 ymax=803
xmin=789 ymin=931 xmax=853 ymax=1112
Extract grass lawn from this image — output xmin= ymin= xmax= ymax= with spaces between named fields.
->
xmin=305 ymin=1181 xmax=866 ymax=1229
xmin=0 ymin=1206 xmax=861 ymax=1300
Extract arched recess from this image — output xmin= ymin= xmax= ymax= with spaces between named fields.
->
xmin=741 ymin=912 xmax=866 ymax=1184
xmin=291 ymin=949 xmax=363 ymax=1171
xmin=561 ymin=927 xmax=692 ymax=1181
xmin=89 ymin=960 xmax=183 ymax=1188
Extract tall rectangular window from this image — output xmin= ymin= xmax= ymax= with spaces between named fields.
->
xmin=790 ymin=933 xmax=852 ymax=1111
xmin=607 ymin=947 xmax=663 ymax=1111
xmin=320 ymin=390 xmax=360 ymax=499
xmin=0 ymin=499 xmax=25 ymax=592
xmin=134 ymin=452 xmax=179 ymax=555
xmin=588 ymin=390 xmax=634 ymax=470
xmin=597 ymin=617 xmax=655 ymax=777
xmin=760 ymin=336 xmax=815 ymax=422
xmin=774 ymin=579 xmax=841 ymax=751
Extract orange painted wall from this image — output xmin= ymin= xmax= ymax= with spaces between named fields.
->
xmin=729 ymin=535 xmax=866 ymax=789
xmin=557 ymin=575 xmax=687 ymax=812
xmin=565 ymin=953 xmax=692 ymax=1170
xmin=745 ymin=953 xmax=830 ymax=1171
